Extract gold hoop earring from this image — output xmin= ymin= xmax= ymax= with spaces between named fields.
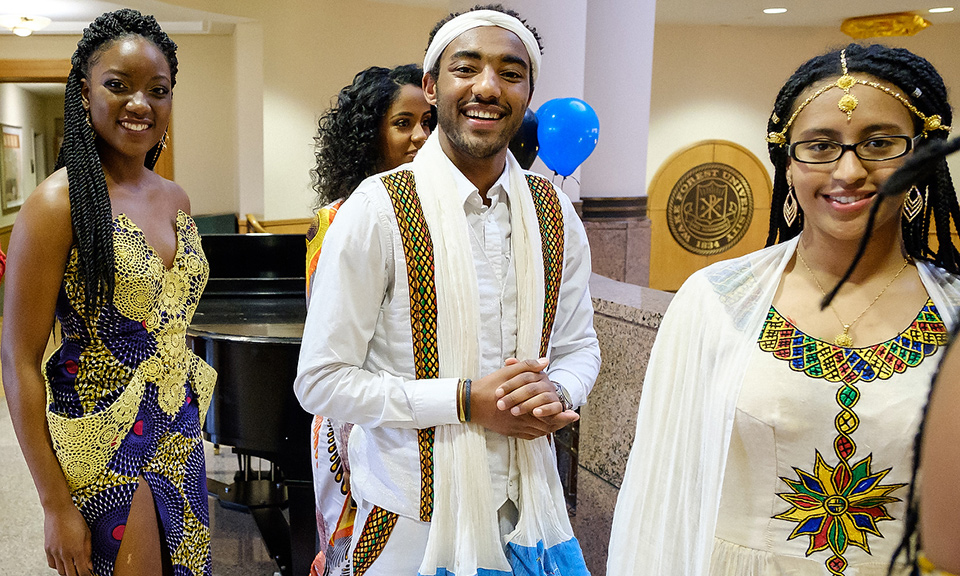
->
xmin=903 ymin=185 xmax=926 ymax=223
xmin=784 ymin=183 xmax=799 ymax=228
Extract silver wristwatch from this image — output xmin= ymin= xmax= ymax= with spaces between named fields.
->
xmin=554 ymin=382 xmax=573 ymax=411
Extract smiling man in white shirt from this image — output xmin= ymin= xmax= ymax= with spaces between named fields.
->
xmin=294 ymin=5 xmax=600 ymax=575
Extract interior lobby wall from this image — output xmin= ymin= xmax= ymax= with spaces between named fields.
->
xmin=170 ymin=33 xmax=238 ymax=216
xmin=648 ymin=22 xmax=960 ymax=191
xmin=157 ymin=0 xmax=449 ymax=220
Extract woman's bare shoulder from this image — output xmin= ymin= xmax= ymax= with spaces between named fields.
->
xmin=151 ymin=171 xmax=191 ymax=214
xmin=21 ymin=168 xmax=72 ymax=232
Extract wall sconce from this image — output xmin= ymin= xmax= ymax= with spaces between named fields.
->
xmin=0 ymin=15 xmax=52 ymax=37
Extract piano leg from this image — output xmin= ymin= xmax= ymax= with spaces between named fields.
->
xmin=250 ymin=506 xmax=293 ymax=575
xmin=286 ymin=478 xmax=317 ymax=576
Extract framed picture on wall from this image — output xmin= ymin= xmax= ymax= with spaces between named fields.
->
xmin=1 ymin=124 xmax=25 ymax=215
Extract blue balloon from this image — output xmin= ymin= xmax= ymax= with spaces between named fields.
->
xmin=535 ymin=98 xmax=599 ymax=177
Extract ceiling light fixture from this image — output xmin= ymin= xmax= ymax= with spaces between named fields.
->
xmin=0 ymin=15 xmax=52 ymax=37
xmin=929 ymin=7 xmax=955 ymax=13
xmin=763 ymin=8 xmax=788 ymax=14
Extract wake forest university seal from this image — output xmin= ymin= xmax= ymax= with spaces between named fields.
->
xmin=666 ymin=162 xmax=754 ymax=256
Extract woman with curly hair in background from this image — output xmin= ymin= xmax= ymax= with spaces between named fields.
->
xmin=1 ymin=9 xmax=215 ymax=576
xmin=304 ymin=63 xmax=433 ymax=576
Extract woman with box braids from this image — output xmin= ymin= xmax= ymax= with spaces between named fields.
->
xmin=2 ymin=9 xmax=215 ymax=576
xmin=765 ymin=43 xmax=960 ymax=274
xmin=610 ymin=44 xmax=960 ymax=576
xmin=58 ymin=8 xmax=178 ymax=315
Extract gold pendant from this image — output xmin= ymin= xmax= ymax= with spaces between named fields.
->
xmin=834 ymin=325 xmax=853 ymax=347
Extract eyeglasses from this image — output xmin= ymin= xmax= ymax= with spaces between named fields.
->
xmin=788 ymin=135 xmax=919 ymax=164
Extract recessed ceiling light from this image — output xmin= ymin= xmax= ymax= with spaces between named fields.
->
xmin=929 ymin=7 xmax=955 ymax=13
xmin=763 ymin=8 xmax=788 ymax=14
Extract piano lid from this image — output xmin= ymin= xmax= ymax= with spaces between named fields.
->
xmin=200 ymin=233 xmax=306 ymax=298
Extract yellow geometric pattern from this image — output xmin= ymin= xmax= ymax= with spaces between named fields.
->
xmin=382 ymin=170 xmax=440 ymax=522
xmin=525 ymin=174 xmax=565 ymax=357
xmin=352 ymin=505 xmax=399 ymax=576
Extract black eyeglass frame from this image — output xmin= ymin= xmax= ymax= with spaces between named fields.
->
xmin=788 ymin=134 xmax=923 ymax=165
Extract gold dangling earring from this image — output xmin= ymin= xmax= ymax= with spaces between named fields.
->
xmin=903 ymin=185 xmax=925 ymax=223
xmin=158 ymin=129 xmax=168 ymax=150
xmin=783 ymin=183 xmax=799 ymax=228
xmin=85 ymin=109 xmax=93 ymax=129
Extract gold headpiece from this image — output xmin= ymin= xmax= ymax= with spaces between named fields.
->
xmin=766 ymin=49 xmax=950 ymax=146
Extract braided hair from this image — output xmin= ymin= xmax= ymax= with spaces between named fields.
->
xmin=55 ymin=8 xmax=178 ymax=315
xmin=311 ymin=64 xmax=431 ymax=208
xmin=765 ymin=43 xmax=960 ymax=275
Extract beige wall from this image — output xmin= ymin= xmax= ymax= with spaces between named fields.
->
xmin=158 ymin=0 xmax=448 ymax=220
xmin=168 ymin=33 xmax=238 ymax=216
xmin=648 ymin=22 xmax=960 ymax=192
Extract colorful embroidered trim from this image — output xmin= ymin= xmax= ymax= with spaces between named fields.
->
xmin=383 ymin=170 xmax=439 ymax=522
xmin=758 ymin=301 xmax=947 ymax=384
xmin=352 ymin=505 xmax=399 ymax=576
xmin=526 ymin=174 xmax=564 ymax=357
xmin=762 ymin=301 xmax=945 ymax=574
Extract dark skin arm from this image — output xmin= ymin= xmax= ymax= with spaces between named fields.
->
xmin=1 ymin=168 xmax=94 ymax=576
xmin=920 ymin=339 xmax=960 ymax=572
xmin=469 ymin=358 xmax=579 ymax=440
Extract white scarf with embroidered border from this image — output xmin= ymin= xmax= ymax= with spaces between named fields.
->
xmin=410 ymin=134 xmax=583 ymax=576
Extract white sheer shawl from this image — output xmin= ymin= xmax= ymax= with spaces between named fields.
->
xmin=607 ymin=237 xmax=960 ymax=576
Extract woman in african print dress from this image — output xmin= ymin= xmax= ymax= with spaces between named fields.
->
xmin=306 ymin=63 xmax=434 ymax=576
xmin=608 ymin=44 xmax=960 ymax=576
xmin=1 ymin=10 xmax=214 ymax=576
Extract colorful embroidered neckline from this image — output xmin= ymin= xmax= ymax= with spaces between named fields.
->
xmin=758 ymin=300 xmax=947 ymax=384
xmin=759 ymin=299 xmax=947 ymax=574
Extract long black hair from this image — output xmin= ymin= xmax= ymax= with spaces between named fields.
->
xmin=765 ymin=44 xmax=960 ymax=275
xmin=55 ymin=8 xmax=178 ymax=315
xmin=311 ymin=64 xmax=430 ymax=208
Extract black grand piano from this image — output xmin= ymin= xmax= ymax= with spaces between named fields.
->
xmin=186 ymin=233 xmax=315 ymax=576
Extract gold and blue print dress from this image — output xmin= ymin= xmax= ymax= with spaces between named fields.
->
xmin=711 ymin=301 xmax=948 ymax=576
xmin=44 ymin=211 xmax=216 ymax=576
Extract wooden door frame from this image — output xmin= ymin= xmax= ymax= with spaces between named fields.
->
xmin=0 ymin=59 xmax=71 ymax=82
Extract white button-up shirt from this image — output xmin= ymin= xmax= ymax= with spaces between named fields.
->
xmin=295 ymin=154 xmax=600 ymax=519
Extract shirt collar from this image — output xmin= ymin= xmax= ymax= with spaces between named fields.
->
xmin=438 ymin=151 xmax=512 ymax=211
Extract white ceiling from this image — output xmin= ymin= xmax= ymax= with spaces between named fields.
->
xmin=0 ymin=0 xmax=244 ymax=35
xmin=0 ymin=0 xmax=957 ymax=35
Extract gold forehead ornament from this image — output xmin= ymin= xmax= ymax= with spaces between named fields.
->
xmin=766 ymin=49 xmax=950 ymax=146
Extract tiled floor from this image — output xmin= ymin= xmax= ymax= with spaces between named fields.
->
xmin=0 ymin=394 xmax=284 ymax=575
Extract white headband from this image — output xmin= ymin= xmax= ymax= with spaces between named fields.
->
xmin=423 ymin=9 xmax=541 ymax=84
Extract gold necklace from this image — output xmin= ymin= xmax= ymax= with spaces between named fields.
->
xmin=796 ymin=249 xmax=909 ymax=347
